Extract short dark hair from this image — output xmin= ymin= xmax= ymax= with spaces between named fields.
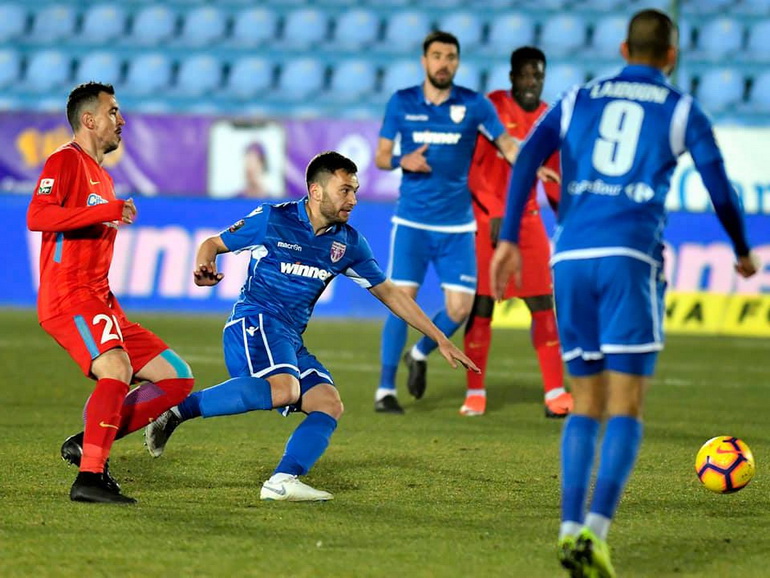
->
xmin=305 ymin=151 xmax=358 ymax=189
xmin=66 ymin=82 xmax=115 ymax=131
xmin=627 ymin=9 xmax=676 ymax=60
xmin=510 ymin=46 xmax=546 ymax=75
xmin=422 ymin=30 xmax=460 ymax=56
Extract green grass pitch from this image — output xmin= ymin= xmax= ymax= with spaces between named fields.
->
xmin=1 ymin=308 xmax=768 ymax=577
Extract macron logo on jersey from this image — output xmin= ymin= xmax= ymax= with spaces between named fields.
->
xmin=280 ymin=262 xmax=332 ymax=281
xmin=412 ymin=131 xmax=462 ymax=145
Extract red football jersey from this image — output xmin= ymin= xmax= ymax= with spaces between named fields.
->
xmin=27 ymin=142 xmax=125 ymax=322
xmin=468 ymin=90 xmax=560 ymax=222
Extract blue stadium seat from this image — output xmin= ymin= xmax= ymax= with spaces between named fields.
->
xmin=179 ymin=6 xmax=227 ymax=47
xmin=0 ymin=3 xmax=28 ymax=43
xmin=226 ymin=56 xmax=274 ymax=100
xmin=280 ymin=9 xmax=329 ymax=49
xmin=745 ymin=19 xmax=770 ymax=62
xmin=31 ymin=5 xmax=77 ymax=44
xmin=484 ymin=13 xmax=536 ymax=56
xmin=130 ymin=6 xmax=177 ymax=46
xmin=573 ymin=0 xmax=628 ymax=9
xmin=436 ymin=12 xmax=484 ymax=51
xmin=123 ymin=53 xmax=173 ymax=96
xmin=380 ymin=11 xmax=431 ymax=53
xmin=542 ymin=64 xmax=586 ymax=104
xmin=327 ymin=59 xmax=378 ymax=102
xmin=24 ymin=50 xmax=71 ymax=92
xmin=694 ymin=17 xmax=744 ymax=60
xmin=671 ymin=65 xmax=695 ymax=94
xmin=746 ymin=71 xmax=770 ymax=111
xmin=485 ymin=62 xmax=510 ymax=93
xmin=176 ymin=55 xmax=222 ymax=97
xmin=380 ymin=60 xmax=422 ymax=94
xmin=696 ymin=68 xmax=745 ymax=113
xmin=454 ymin=61 xmax=482 ymax=92
xmin=230 ymin=7 xmax=279 ymax=48
xmin=330 ymin=9 xmax=380 ymax=51
xmin=589 ymin=15 xmax=626 ymax=56
xmin=539 ymin=14 xmax=588 ymax=57
xmin=682 ymin=0 xmax=735 ymax=14
xmin=276 ymin=58 xmax=326 ymax=100
xmin=76 ymin=52 xmax=122 ymax=86
xmin=734 ymin=0 xmax=770 ymax=15
xmin=0 ymin=49 xmax=20 ymax=89
xmin=80 ymin=5 xmax=126 ymax=44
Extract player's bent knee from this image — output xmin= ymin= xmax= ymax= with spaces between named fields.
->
xmin=91 ymin=348 xmax=132 ymax=383
xmin=302 ymin=384 xmax=343 ymax=419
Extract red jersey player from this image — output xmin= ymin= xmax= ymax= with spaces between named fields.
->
xmin=462 ymin=48 xmax=573 ymax=418
xmin=27 ymin=82 xmax=194 ymax=503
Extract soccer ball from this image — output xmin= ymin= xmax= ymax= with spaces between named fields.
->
xmin=695 ymin=436 xmax=755 ymax=494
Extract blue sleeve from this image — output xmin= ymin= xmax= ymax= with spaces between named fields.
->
xmin=219 ymin=204 xmax=270 ymax=253
xmin=698 ymin=160 xmax=750 ymax=257
xmin=345 ymin=232 xmax=387 ymax=289
xmin=500 ymin=105 xmax=562 ymax=243
xmin=685 ymin=102 xmax=750 ymax=256
xmin=379 ymin=93 xmax=401 ymax=141
xmin=477 ymin=94 xmax=505 ymax=142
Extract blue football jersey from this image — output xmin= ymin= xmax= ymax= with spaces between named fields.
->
xmin=501 ymin=64 xmax=749 ymax=263
xmin=380 ymin=84 xmax=505 ymax=230
xmin=219 ymin=200 xmax=387 ymax=333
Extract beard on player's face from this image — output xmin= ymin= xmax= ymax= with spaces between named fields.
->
xmin=427 ymin=69 xmax=454 ymax=90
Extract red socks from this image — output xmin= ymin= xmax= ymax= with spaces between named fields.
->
xmin=531 ymin=309 xmax=564 ymax=395
xmin=464 ymin=315 xmax=492 ymax=391
xmin=116 ymin=378 xmax=194 ymax=438
xmin=81 ymin=378 xmax=129 ymax=473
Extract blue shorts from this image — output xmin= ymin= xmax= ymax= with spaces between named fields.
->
xmin=222 ymin=313 xmax=334 ymax=413
xmin=553 ymin=255 xmax=666 ymax=377
xmin=387 ymin=223 xmax=476 ymax=293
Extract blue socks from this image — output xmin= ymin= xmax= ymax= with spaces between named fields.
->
xmin=379 ymin=313 xmax=408 ymax=390
xmin=415 ymin=310 xmax=463 ymax=356
xmin=274 ymin=412 xmax=338 ymax=476
xmin=561 ymin=414 xmax=600 ymax=525
xmin=177 ymin=376 xmax=273 ymax=419
xmin=589 ymin=416 xmax=643 ymax=519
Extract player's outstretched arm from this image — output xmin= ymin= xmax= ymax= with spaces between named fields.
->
xmin=369 ymin=280 xmax=480 ymax=373
xmin=193 ymin=235 xmax=229 ymax=286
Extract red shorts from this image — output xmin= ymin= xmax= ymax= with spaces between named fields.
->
xmin=40 ymin=297 xmax=169 ymax=378
xmin=476 ymin=210 xmax=553 ymax=299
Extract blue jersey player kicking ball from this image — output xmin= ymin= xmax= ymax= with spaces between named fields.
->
xmin=491 ymin=9 xmax=758 ymax=577
xmin=373 ymin=31 xmax=555 ymax=414
xmin=145 ymin=151 xmax=479 ymax=502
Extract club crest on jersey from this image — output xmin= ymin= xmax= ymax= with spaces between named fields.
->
xmin=37 ymin=178 xmax=54 ymax=195
xmin=330 ymin=241 xmax=346 ymax=263
xmin=450 ymin=105 xmax=466 ymax=123
xmin=228 ymin=219 xmax=245 ymax=233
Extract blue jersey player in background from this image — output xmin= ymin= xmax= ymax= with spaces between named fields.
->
xmin=145 ymin=151 xmax=478 ymax=502
xmin=373 ymin=31 xmax=533 ymax=414
xmin=491 ymin=10 xmax=758 ymax=577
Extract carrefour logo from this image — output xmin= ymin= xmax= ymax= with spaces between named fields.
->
xmin=280 ymin=262 xmax=332 ymax=281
